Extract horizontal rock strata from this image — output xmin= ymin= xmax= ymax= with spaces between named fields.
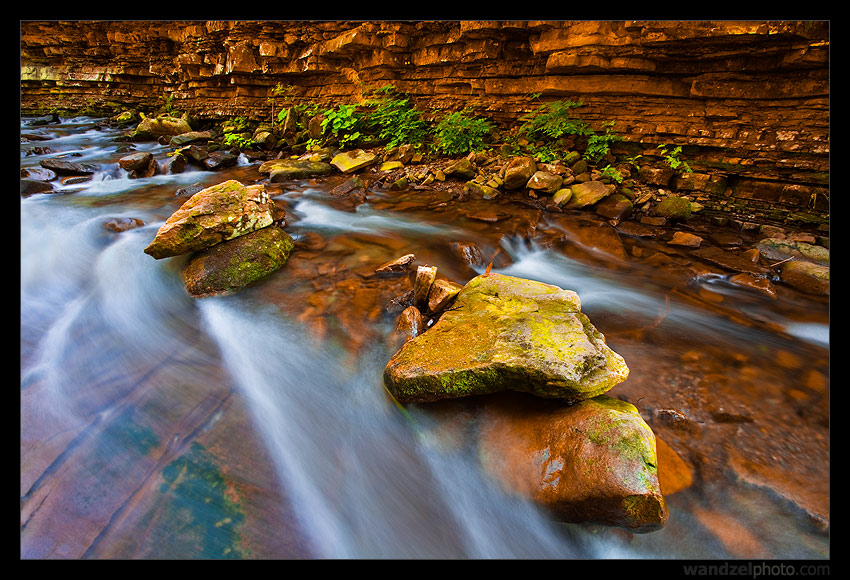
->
xmin=21 ymin=20 xmax=829 ymax=226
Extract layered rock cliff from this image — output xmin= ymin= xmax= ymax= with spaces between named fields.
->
xmin=20 ymin=20 xmax=829 ymax=228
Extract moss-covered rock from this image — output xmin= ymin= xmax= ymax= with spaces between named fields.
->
xmin=135 ymin=115 xmax=192 ymax=138
xmin=182 ymin=225 xmax=294 ymax=298
xmin=757 ymin=237 xmax=829 ymax=265
xmin=478 ymin=393 xmax=668 ymax=533
xmin=258 ymin=158 xmax=334 ymax=182
xmin=655 ymin=195 xmax=693 ymax=220
xmin=383 ymin=273 xmax=629 ymax=404
xmin=564 ymin=180 xmax=616 ymax=209
xmin=144 ymin=180 xmax=275 ymax=259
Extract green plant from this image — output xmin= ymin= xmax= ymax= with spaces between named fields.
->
xmin=600 ymin=165 xmax=624 ymax=184
xmin=268 ymin=83 xmax=296 ymax=126
xmin=364 ymin=85 xmax=429 ymax=149
xmin=657 ymin=144 xmax=693 ymax=173
xmin=584 ymin=121 xmax=622 ymax=163
xmin=221 ymin=116 xmax=253 ymax=150
xmin=526 ymin=143 xmax=561 ymax=163
xmin=518 ymin=99 xmax=592 ymax=142
xmin=321 ymin=103 xmax=364 ymax=147
xmin=625 ymin=154 xmax=644 ymax=170
xmin=156 ymin=93 xmax=179 ymax=117
xmin=431 ymin=110 xmax=495 ymax=156
xmin=222 ymin=132 xmax=253 ymax=150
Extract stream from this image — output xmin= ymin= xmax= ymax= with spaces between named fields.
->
xmin=20 ymin=117 xmax=829 ymax=560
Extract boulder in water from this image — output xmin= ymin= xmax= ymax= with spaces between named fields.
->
xmin=654 ymin=194 xmax=693 ymax=221
xmin=118 ymin=151 xmax=153 ymax=173
xmin=384 ymin=273 xmax=629 ymax=404
xmin=779 ymin=259 xmax=829 ymax=295
xmin=39 ymin=158 xmax=96 ymax=176
xmin=182 ymin=225 xmax=294 ymax=298
xmin=757 ymin=237 xmax=829 ymax=265
xmin=527 ymin=170 xmax=563 ymax=194
xmin=20 ymin=179 xmax=54 ymax=196
xmin=144 ymin=180 xmax=275 ymax=259
xmin=478 ymin=393 xmax=668 ymax=533
xmin=169 ymin=130 xmax=217 ymax=147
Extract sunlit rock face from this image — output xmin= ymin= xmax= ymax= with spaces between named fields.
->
xmin=384 ymin=273 xmax=629 ymax=404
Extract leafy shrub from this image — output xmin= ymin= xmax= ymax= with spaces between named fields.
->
xmin=599 ymin=165 xmax=624 ymax=183
xmin=321 ymin=103 xmax=364 ymax=147
xmin=431 ymin=110 xmax=495 ymax=156
xmin=221 ymin=116 xmax=254 ymax=150
xmin=657 ymin=144 xmax=693 ymax=173
xmin=364 ymin=85 xmax=429 ymax=149
xmin=519 ymin=99 xmax=592 ymax=142
xmin=584 ymin=121 xmax=623 ymax=163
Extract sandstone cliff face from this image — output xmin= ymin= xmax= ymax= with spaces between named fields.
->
xmin=20 ymin=20 xmax=829 ymax=227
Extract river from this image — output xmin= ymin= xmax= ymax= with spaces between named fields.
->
xmin=20 ymin=117 xmax=829 ymax=560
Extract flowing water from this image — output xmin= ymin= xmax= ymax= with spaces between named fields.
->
xmin=20 ymin=118 xmax=829 ymax=560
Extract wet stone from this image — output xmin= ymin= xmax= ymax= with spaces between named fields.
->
xmin=478 ymin=393 xmax=668 ymax=533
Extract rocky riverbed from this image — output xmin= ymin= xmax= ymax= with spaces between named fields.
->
xmin=21 ymin=113 xmax=829 ymax=559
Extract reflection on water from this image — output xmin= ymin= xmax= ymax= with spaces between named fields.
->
xmin=20 ymin=118 xmax=829 ymax=560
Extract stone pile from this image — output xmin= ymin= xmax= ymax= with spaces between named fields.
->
xmin=382 ymin=268 xmax=667 ymax=532
xmin=144 ymin=179 xmax=294 ymax=298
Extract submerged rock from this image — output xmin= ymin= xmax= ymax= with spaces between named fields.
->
xmin=384 ymin=273 xmax=629 ymax=404
xmin=182 ymin=225 xmax=294 ymax=298
xmin=144 ymin=180 xmax=275 ymax=259
xmin=478 ymin=393 xmax=668 ymax=532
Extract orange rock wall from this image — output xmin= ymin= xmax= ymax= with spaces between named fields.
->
xmin=20 ymin=20 xmax=829 ymax=226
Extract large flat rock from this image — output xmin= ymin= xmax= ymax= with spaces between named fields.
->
xmin=384 ymin=273 xmax=629 ymax=404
